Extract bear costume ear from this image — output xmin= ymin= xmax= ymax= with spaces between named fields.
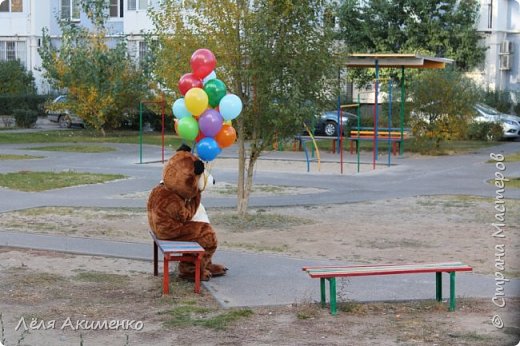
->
xmin=194 ymin=160 xmax=205 ymax=175
xmin=177 ymin=144 xmax=192 ymax=152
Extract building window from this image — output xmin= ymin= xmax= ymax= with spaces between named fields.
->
xmin=0 ymin=41 xmax=27 ymax=66
xmin=128 ymin=0 xmax=148 ymax=11
xmin=61 ymin=0 xmax=80 ymax=21
xmin=138 ymin=41 xmax=148 ymax=65
xmin=110 ymin=0 xmax=123 ymax=18
xmin=110 ymin=0 xmax=118 ymax=17
xmin=0 ymin=0 xmax=23 ymax=12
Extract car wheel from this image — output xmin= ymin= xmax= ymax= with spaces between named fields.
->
xmin=58 ymin=115 xmax=72 ymax=128
xmin=324 ymin=121 xmax=337 ymax=136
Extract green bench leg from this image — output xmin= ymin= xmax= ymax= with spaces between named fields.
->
xmin=329 ymin=278 xmax=337 ymax=315
xmin=449 ymin=272 xmax=456 ymax=311
xmin=436 ymin=272 xmax=442 ymax=301
xmin=319 ymin=277 xmax=337 ymax=315
xmin=320 ymin=278 xmax=326 ymax=307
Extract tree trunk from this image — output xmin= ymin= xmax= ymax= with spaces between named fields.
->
xmin=236 ymin=117 xmax=247 ymax=215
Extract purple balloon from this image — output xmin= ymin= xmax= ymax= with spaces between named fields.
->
xmin=198 ymin=109 xmax=223 ymax=137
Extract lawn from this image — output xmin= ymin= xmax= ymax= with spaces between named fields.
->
xmin=0 ymin=171 xmax=127 ymax=192
xmin=24 ymin=145 xmax=116 ymax=153
xmin=0 ymin=154 xmax=43 ymax=160
xmin=0 ymin=129 xmax=184 ymax=147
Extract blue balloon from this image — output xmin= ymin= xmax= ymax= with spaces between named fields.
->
xmin=172 ymin=98 xmax=191 ymax=119
xmin=219 ymin=94 xmax=242 ymax=121
xmin=196 ymin=137 xmax=221 ymax=162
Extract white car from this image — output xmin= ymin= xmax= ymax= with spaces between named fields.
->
xmin=46 ymin=95 xmax=85 ymax=128
xmin=474 ymin=103 xmax=520 ymax=139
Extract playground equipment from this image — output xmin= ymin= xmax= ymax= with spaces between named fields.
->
xmin=340 ymin=54 xmax=453 ymax=173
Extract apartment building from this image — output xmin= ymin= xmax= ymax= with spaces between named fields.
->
xmin=474 ymin=0 xmax=520 ymax=98
xmin=0 ymin=0 xmax=157 ymax=93
xmin=1 ymin=0 xmax=518 ymax=98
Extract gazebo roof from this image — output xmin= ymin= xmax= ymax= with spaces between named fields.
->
xmin=345 ymin=54 xmax=454 ymax=69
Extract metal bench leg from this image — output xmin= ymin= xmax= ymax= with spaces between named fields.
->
xmin=436 ymin=272 xmax=442 ymax=301
xmin=153 ymin=241 xmax=158 ymax=276
xmin=320 ymin=278 xmax=326 ymax=308
xmin=449 ymin=272 xmax=456 ymax=311
xmin=163 ymin=255 xmax=169 ymax=295
xmin=194 ymin=253 xmax=202 ymax=293
xmin=329 ymin=278 xmax=337 ymax=315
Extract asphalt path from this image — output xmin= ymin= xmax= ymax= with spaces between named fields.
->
xmin=0 ymin=124 xmax=519 ymax=308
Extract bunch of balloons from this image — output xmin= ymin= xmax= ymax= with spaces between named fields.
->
xmin=172 ymin=48 xmax=242 ymax=162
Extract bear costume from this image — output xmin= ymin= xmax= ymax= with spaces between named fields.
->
xmin=147 ymin=144 xmax=227 ymax=281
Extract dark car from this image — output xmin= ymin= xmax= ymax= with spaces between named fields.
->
xmin=46 ymin=95 xmax=85 ymax=128
xmin=311 ymin=111 xmax=357 ymax=137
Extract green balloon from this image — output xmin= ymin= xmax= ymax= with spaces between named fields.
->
xmin=177 ymin=116 xmax=199 ymax=141
xmin=203 ymin=79 xmax=227 ymax=108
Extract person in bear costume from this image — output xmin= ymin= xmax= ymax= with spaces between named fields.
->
xmin=147 ymin=144 xmax=227 ymax=281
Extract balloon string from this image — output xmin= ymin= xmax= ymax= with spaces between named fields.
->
xmin=200 ymin=161 xmax=213 ymax=192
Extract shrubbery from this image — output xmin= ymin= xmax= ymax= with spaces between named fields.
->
xmin=0 ymin=94 xmax=47 ymax=115
xmin=13 ymin=108 xmax=38 ymax=128
xmin=467 ymin=121 xmax=503 ymax=141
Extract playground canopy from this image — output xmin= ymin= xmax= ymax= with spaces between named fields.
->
xmin=345 ymin=53 xmax=454 ymax=69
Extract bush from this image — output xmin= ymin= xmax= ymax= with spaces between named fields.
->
xmin=467 ymin=121 xmax=503 ymax=141
xmin=13 ymin=108 xmax=38 ymax=128
xmin=0 ymin=94 xmax=48 ymax=115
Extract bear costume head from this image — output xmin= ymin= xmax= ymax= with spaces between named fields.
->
xmin=162 ymin=144 xmax=205 ymax=200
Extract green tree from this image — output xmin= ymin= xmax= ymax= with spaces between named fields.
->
xmin=38 ymin=0 xmax=149 ymax=133
xmin=0 ymin=60 xmax=36 ymax=95
xmin=408 ymin=68 xmax=479 ymax=147
xmin=149 ymin=0 xmax=338 ymax=215
xmin=338 ymin=0 xmax=485 ymax=71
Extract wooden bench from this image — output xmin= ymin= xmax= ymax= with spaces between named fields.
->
xmin=349 ymin=128 xmax=410 ymax=156
xmin=302 ymin=262 xmax=473 ymax=315
xmin=149 ymin=230 xmax=205 ymax=295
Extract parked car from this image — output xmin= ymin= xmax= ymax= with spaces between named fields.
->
xmin=46 ymin=95 xmax=85 ymax=128
xmin=309 ymin=111 xmax=357 ymax=137
xmin=474 ymin=103 xmax=520 ymax=139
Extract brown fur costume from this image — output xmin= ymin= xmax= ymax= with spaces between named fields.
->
xmin=147 ymin=145 xmax=227 ymax=281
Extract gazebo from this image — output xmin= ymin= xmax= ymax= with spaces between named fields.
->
xmin=341 ymin=54 xmax=454 ymax=172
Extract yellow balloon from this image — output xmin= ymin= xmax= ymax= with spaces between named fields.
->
xmin=223 ymin=120 xmax=232 ymax=126
xmin=184 ymin=88 xmax=209 ymax=116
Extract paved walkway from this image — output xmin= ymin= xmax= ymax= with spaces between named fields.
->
xmin=1 ymin=126 xmax=519 ymax=307
xmin=2 ymin=231 xmax=519 ymax=308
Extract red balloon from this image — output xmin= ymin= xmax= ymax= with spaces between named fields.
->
xmin=178 ymin=73 xmax=203 ymax=96
xmin=195 ymin=130 xmax=205 ymax=143
xmin=190 ymin=49 xmax=216 ymax=79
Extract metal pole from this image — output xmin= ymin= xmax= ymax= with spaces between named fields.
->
xmin=139 ymin=101 xmax=143 ymax=164
xmin=388 ymin=80 xmax=392 ymax=167
xmin=357 ymin=94 xmax=361 ymax=173
xmin=161 ymin=96 xmax=165 ymax=163
xmin=373 ymin=59 xmax=379 ymax=169
xmin=400 ymin=66 xmax=405 ymax=156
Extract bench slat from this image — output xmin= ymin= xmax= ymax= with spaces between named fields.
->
xmin=304 ymin=262 xmax=472 ymax=279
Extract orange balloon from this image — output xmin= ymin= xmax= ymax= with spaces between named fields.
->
xmin=215 ymin=124 xmax=236 ymax=148
xmin=174 ymin=119 xmax=179 ymax=134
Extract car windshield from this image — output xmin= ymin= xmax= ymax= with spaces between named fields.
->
xmin=476 ymin=103 xmax=501 ymax=116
